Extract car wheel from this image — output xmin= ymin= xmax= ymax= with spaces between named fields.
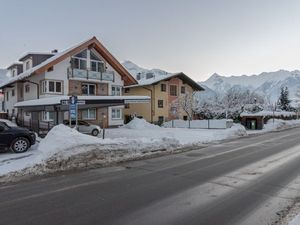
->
xmin=11 ymin=137 xmax=30 ymax=153
xmin=91 ymin=129 xmax=99 ymax=136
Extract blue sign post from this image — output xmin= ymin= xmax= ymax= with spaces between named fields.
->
xmin=69 ymin=95 xmax=78 ymax=128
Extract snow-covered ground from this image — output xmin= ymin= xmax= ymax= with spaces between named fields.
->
xmin=1 ymin=118 xmax=300 ymax=182
xmin=247 ymin=119 xmax=300 ymax=135
xmin=289 ymin=215 xmax=300 ymax=225
xmin=0 ymin=118 xmax=246 ymax=181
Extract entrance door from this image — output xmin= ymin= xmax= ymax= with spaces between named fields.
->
xmin=246 ymin=118 xmax=257 ymax=130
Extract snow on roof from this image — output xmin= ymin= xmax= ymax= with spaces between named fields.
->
xmin=240 ymin=110 xmax=296 ymax=117
xmin=14 ymin=95 xmax=150 ymax=107
xmin=18 ymin=52 xmax=54 ymax=61
xmin=0 ymin=37 xmax=94 ymax=89
xmin=127 ymin=72 xmax=204 ymax=91
xmin=6 ymin=62 xmax=23 ymax=69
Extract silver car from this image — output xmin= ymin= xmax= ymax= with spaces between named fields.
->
xmin=63 ymin=120 xmax=101 ymax=136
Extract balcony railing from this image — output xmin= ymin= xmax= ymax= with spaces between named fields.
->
xmin=68 ymin=68 xmax=115 ymax=82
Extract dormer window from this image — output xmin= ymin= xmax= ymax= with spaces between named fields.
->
xmin=12 ymin=69 xmax=16 ymax=77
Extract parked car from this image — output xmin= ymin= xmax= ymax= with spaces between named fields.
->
xmin=0 ymin=121 xmax=36 ymax=153
xmin=63 ymin=120 xmax=101 ymax=136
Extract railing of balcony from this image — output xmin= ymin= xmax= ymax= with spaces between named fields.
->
xmin=68 ymin=68 xmax=115 ymax=82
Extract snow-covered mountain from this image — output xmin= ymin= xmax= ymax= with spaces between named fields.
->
xmin=200 ymin=70 xmax=300 ymax=103
xmin=122 ymin=61 xmax=300 ymax=104
xmin=122 ymin=60 xmax=170 ymax=80
xmin=0 ymin=69 xmax=8 ymax=85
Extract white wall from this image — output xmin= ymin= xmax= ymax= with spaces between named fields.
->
xmin=4 ymin=87 xmax=18 ymax=117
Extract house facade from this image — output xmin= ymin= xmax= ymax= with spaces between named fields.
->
xmin=124 ymin=73 xmax=204 ymax=124
xmin=0 ymin=37 xmax=148 ymax=128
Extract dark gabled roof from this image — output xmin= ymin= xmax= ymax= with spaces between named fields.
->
xmin=127 ymin=72 xmax=204 ymax=91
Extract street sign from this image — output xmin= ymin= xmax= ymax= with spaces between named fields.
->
xmin=77 ymin=100 xmax=86 ymax=105
xmin=69 ymin=103 xmax=77 ymax=119
xmin=61 ymin=100 xmax=69 ymax=105
xmin=70 ymin=95 xmax=78 ymax=105
xmin=61 ymin=99 xmax=85 ymax=105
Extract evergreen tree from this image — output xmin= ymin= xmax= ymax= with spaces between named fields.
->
xmin=278 ymin=86 xmax=291 ymax=111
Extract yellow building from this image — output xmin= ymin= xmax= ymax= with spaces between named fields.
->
xmin=124 ymin=72 xmax=204 ymax=124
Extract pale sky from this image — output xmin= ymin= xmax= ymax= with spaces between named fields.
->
xmin=1 ymin=0 xmax=300 ymax=81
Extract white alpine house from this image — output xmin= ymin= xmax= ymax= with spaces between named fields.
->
xmin=0 ymin=37 xmax=149 ymax=129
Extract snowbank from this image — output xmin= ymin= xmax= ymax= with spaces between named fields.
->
xmin=289 ymin=214 xmax=300 ymax=225
xmin=0 ymin=123 xmax=247 ymax=181
xmin=264 ymin=119 xmax=300 ymax=131
xmin=247 ymin=119 xmax=300 ymax=135
xmin=122 ymin=118 xmax=160 ymax=129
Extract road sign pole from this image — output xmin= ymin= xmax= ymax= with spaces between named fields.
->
xmin=75 ymin=103 xmax=78 ymax=130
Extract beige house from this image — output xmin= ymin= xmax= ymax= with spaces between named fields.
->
xmin=124 ymin=73 xmax=204 ymax=124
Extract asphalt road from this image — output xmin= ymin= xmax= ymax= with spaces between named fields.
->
xmin=2 ymin=128 xmax=300 ymax=225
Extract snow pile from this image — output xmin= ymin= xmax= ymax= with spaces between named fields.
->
xmin=122 ymin=118 xmax=161 ymax=129
xmin=264 ymin=119 xmax=300 ymax=131
xmin=0 ymin=123 xmax=247 ymax=181
xmin=37 ymin=124 xmax=101 ymax=158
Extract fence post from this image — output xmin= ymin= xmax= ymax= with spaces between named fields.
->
xmin=208 ymin=119 xmax=210 ymax=129
xmin=172 ymin=120 xmax=174 ymax=128
xmin=189 ymin=120 xmax=191 ymax=129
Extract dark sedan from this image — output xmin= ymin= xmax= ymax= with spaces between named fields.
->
xmin=0 ymin=121 xmax=36 ymax=153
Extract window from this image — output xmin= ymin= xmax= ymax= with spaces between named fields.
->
xmin=170 ymin=85 xmax=177 ymax=96
xmin=11 ymin=89 xmax=15 ymax=97
xmin=12 ymin=70 xmax=16 ymax=77
xmin=81 ymin=83 xmax=96 ymax=95
xmin=25 ymin=61 xmax=30 ymax=70
xmin=82 ymin=108 xmax=96 ymax=120
xmin=158 ymin=100 xmax=164 ymax=108
xmin=42 ymin=111 xmax=54 ymax=121
xmin=112 ymin=108 xmax=122 ymax=119
xmin=73 ymin=58 xmax=87 ymax=70
xmin=90 ymin=60 xmax=105 ymax=72
xmin=161 ymin=83 xmax=166 ymax=92
xmin=112 ymin=86 xmax=121 ymax=96
xmin=181 ymin=86 xmax=186 ymax=94
xmin=25 ymin=85 xmax=30 ymax=93
xmin=41 ymin=80 xmax=63 ymax=94
xmin=49 ymin=81 xmax=55 ymax=92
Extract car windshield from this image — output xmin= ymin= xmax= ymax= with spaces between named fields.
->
xmin=0 ymin=121 xmax=10 ymax=129
xmin=79 ymin=121 xmax=89 ymax=126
